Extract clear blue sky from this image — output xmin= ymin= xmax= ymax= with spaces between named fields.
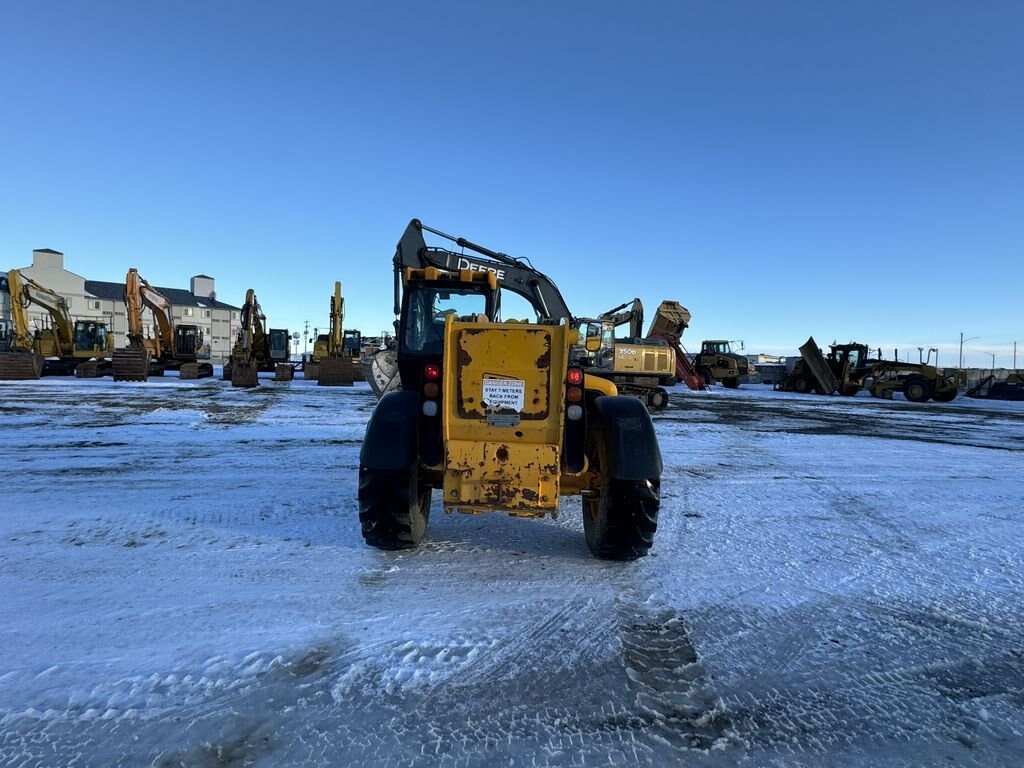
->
xmin=2 ymin=1 xmax=1021 ymax=367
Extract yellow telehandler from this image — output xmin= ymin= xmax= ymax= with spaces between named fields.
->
xmin=358 ymin=220 xmax=664 ymax=560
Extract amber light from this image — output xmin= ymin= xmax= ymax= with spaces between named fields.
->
xmin=423 ymin=382 xmax=439 ymax=398
xmin=424 ymin=363 xmax=441 ymax=381
xmin=566 ymin=386 xmax=583 ymax=403
xmin=566 ymin=368 xmax=583 ymax=385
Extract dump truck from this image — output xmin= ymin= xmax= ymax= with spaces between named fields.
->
xmin=111 ymin=268 xmax=214 ymax=381
xmin=779 ymin=337 xmax=957 ymax=402
xmin=223 ymin=289 xmax=293 ymax=387
xmin=359 ymin=220 xmax=664 ymax=560
xmin=693 ymin=339 xmax=750 ymax=388
xmin=0 ymin=269 xmax=113 ymax=380
xmin=644 ymin=300 xmax=706 ymax=390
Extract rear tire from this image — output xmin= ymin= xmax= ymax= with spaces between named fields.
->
xmin=793 ymin=375 xmax=815 ymax=394
xmin=932 ymin=388 xmax=956 ymax=403
xmin=902 ymin=375 xmax=933 ymax=403
xmin=721 ymin=377 xmax=739 ymax=389
xmin=359 ymin=463 xmax=431 ymax=550
xmin=583 ymin=433 xmax=659 ymax=560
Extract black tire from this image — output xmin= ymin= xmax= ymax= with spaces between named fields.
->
xmin=932 ymin=388 xmax=957 ymax=403
xmin=583 ymin=433 xmax=659 ymax=560
xmin=793 ymin=375 xmax=815 ymax=394
xmin=902 ymin=375 xmax=933 ymax=403
xmin=699 ymin=367 xmax=714 ymax=386
xmin=358 ymin=463 xmax=431 ymax=550
xmin=721 ymin=377 xmax=740 ymax=389
xmin=839 ymin=384 xmax=861 ymax=396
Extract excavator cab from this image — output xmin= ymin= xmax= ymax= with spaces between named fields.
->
xmin=173 ymin=325 xmax=203 ymax=358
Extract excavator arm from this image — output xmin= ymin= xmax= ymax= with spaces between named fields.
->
xmin=393 ymin=219 xmax=573 ymax=323
xmin=5 ymin=269 xmax=75 ymax=352
xmin=124 ymin=268 xmax=176 ymax=355
xmin=599 ymin=298 xmax=644 ymax=339
xmin=329 ymin=281 xmax=344 ymax=355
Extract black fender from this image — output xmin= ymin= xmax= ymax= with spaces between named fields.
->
xmin=359 ymin=390 xmax=419 ymax=470
xmin=592 ymin=395 xmax=663 ymax=480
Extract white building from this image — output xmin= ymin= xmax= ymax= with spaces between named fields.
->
xmin=1 ymin=249 xmax=241 ymax=363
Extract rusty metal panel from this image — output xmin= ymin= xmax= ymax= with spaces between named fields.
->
xmin=443 ymin=440 xmax=560 ymax=515
xmin=453 ymin=327 xmax=553 ymax=421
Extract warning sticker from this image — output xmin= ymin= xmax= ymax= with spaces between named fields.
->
xmin=482 ymin=378 xmax=525 ymax=411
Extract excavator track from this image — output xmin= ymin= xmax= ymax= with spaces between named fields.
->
xmin=112 ymin=349 xmax=152 ymax=382
xmin=231 ymin=361 xmax=259 ymax=388
xmin=0 ymin=352 xmax=45 ymax=380
xmin=318 ymin=356 xmax=354 ymax=387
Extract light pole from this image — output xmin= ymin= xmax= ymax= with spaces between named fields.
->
xmin=959 ymin=332 xmax=980 ymax=369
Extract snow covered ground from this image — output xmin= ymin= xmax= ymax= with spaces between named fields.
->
xmin=1 ymin=375 xmax=1022 ymax=767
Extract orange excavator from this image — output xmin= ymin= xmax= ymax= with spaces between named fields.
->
xmin=112 ymin=268 xmax=213 ymax=381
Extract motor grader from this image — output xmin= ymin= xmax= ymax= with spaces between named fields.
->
xmin=779 ymin=337 xmax=957 ymax=402
xmin=358 ymin=220 xmax=664 ymax=560
xmin=223 ymin=289 xmax=293 ymax=387
xmin=0 ymin=269 xmax=113 ymax=380
xmin=112 ymin=268 xmax=214 ymax=381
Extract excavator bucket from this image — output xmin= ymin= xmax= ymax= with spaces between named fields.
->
xmin=367 ymin=348 xmax=400 ymax=397
xmin=231 ymin=361 xmax=259 ymax=388
xmin=0 ymin=351 xmax=45 ymax=380
xmin=74 ymin=360 xmax=107 ymax=378
xmin=274 ymin=363 xmax=295 ymax=381
xmin=179 ymin=362 xmax=214 ymax=379
xmin=318 ymin=356 xmax=354 ymax=387
xmin=113 ymin=348 xmax=151 ymax=381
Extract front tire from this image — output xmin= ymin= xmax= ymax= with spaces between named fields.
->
xmin=902 ymin=375 xmax=933 ymax=403
xmin=358 ymin=463 xmax=431 ymax=550
xmin=583 ymin=433 xmax=659 ymax=560
xmin=721 ymin=377 xmax=740 ymax=389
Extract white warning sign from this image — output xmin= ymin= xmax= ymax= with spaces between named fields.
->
xmin=482 ymin=378 xmax=525 ymax=411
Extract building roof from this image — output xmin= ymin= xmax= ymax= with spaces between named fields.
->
xmin=84 ymin=279 xmax=241 ymax=310
xmin=33 ymin=248 xmax=63 ymax=255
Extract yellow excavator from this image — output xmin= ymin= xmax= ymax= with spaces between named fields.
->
xmin=111 ymin=268 xmax=214 ymax=381
xmin=574 ymin=298 xmax=678 ymax=411
xmin=224 ymin=289 xmax=293 ymax=388
xmin=304 ymin=281 xmax=358 ymax=386
xmin=0 ymin=268 xmax=113 ymax=380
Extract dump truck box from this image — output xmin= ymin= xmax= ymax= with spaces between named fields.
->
xmin=798 ymin=337 xmax=840 ymax=395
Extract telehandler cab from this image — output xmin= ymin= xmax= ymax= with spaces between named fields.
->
xmin=358 ymin=220 xmax=664 ymax=560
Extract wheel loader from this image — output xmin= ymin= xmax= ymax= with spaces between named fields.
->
xmin=358 ymin=220 xmax=664 ymax=560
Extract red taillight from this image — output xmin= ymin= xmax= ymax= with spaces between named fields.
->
xmin=424 ymin=363 xmax=441 ymax=381
xmin=567 ymin=367 xmax=583 ymax=385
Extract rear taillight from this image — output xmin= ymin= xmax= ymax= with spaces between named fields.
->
xmin=422 ymin=363 xmax=441 ymax=416
xmin=567 ymin=367 xmax=583 ymax=385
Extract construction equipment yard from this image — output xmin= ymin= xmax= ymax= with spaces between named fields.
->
xmin=1 ymin=375 xmax=1021 ymax=767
